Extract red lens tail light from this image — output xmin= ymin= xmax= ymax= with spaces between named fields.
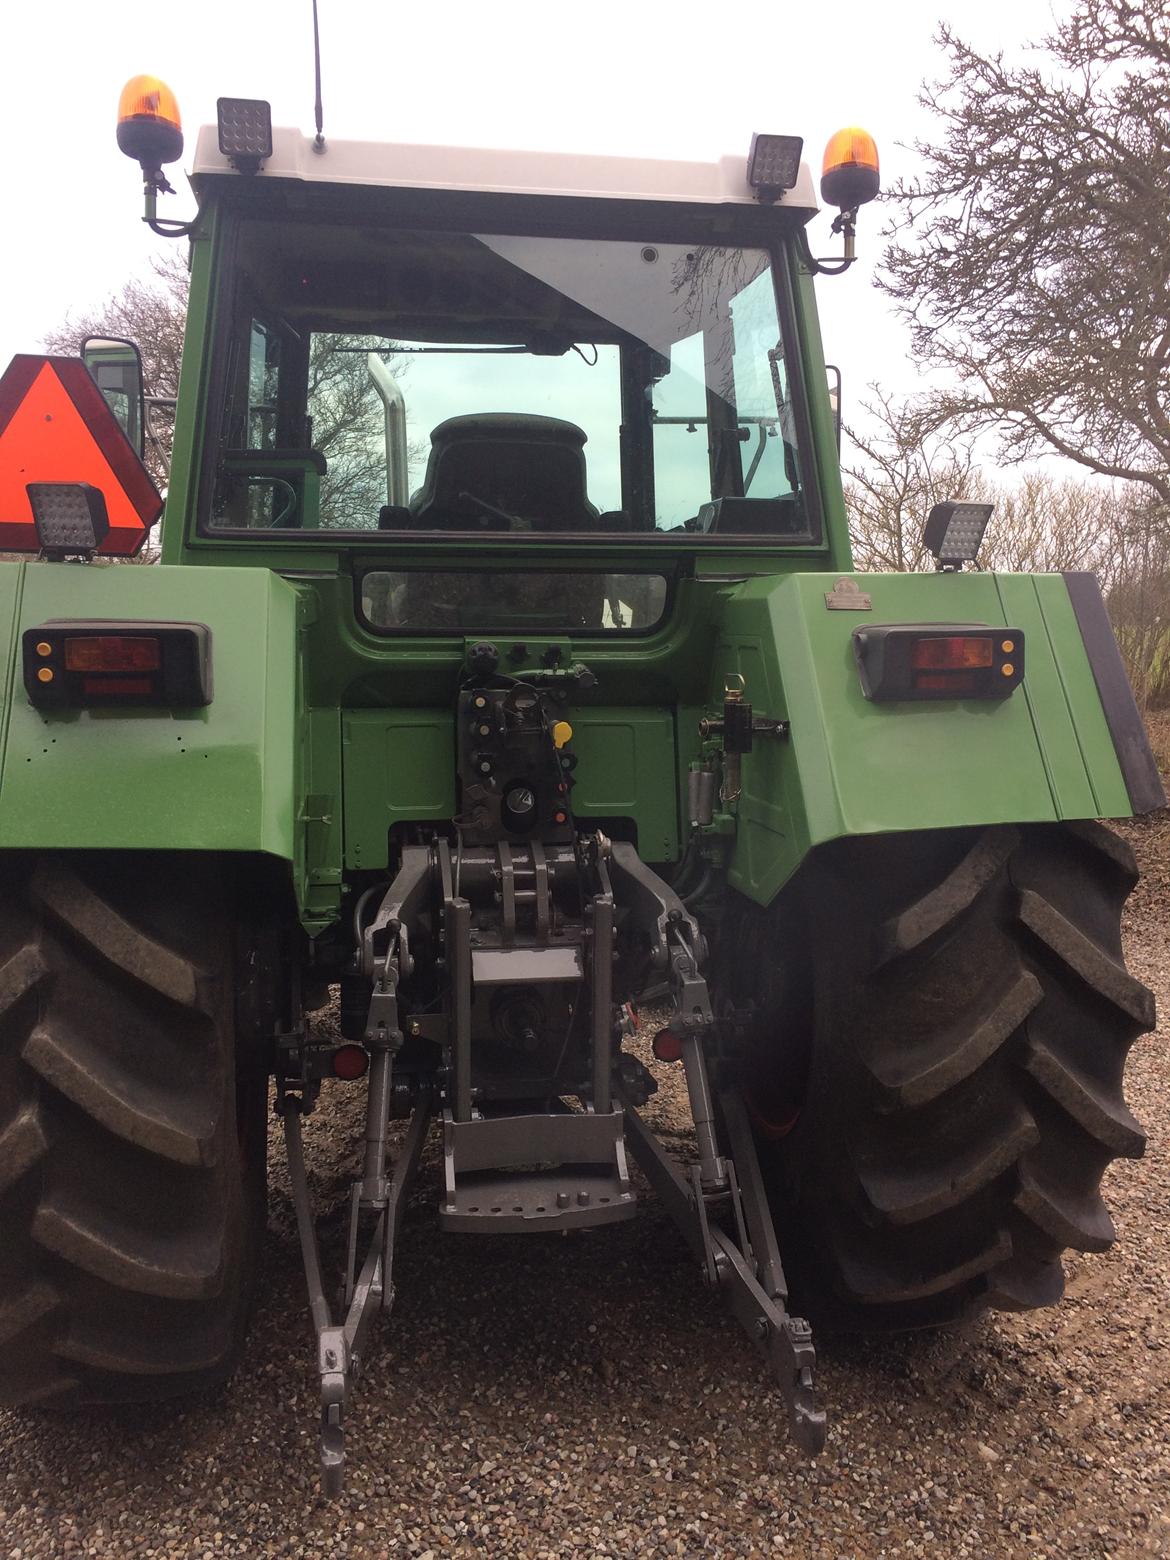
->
xmin=64 ymin=635 xmax=162 ymax=672
xmin=910 ymin=636 xmax=994 ymax=671
xmin=81 ymin=676 xmax=155 ymax=696
xmin=653 ymin=1028 xmax=684 ymax=1063
xmin=331 ymin=1044 xmax=370 ymax=1080
xmin=913 ymin=672 xmax=978 ymax=694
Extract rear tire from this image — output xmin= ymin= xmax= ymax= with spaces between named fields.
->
xmin=731 ymin=823 xmax=1153 ymax=1331
xmin=0 ymin=853 xmax=265 ymax=1405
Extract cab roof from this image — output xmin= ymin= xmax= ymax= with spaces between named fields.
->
xmin=190 ymin=125 xmax=818 ymax=216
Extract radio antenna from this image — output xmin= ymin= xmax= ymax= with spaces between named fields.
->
xmin=311 ymin=0 xmax=326 ymax=153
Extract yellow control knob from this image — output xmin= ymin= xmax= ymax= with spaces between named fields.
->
xmin=552 ymin=720 xmax=573 ymax=750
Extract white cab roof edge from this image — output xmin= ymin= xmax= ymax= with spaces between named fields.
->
xmin=190 ymin=124 xmax=819 ymax=216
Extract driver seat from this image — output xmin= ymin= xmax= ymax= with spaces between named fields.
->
xmin=407 ymin=414 xmax=600 ymax=531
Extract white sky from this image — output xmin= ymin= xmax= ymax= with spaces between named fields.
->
xmin=2 ymin=0 xmax=1067 ymax=445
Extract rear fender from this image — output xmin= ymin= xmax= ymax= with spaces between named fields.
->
xmin=713 ymin=570 xmax=1164 ymax=905
xmin=0 ymin=560 xmax=311 ymax=898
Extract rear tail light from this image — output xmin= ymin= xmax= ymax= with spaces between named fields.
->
xmin=81 ymin=675 xmax=155 ymax=697
xmin=653 ymin=1028 xmax=684 ymax=1063
xmin=23 ymin=620 xmax=212 ymax=709
xmin=331 ymin=1044 xmax=370 ymax=1081
xmin=910 ymin=636 xmax=994 ymax=671
xmin=853 ymin=624 xmax=1023 ymax=702
xmin=64 ymin=635 xmax=162 ymax=672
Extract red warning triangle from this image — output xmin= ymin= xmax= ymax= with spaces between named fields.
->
xmin=0 ymin=355 xmax=163 ymax=556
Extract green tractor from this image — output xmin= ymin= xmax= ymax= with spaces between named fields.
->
xmin=0 ymin=82 xmax=1159 ymax=1492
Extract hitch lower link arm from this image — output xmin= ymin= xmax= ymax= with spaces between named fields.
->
xmin=279 ymin=902 xmax=433 ymax=1496
xmin=620 ymin=1082 xmax=826 ymax=1457
xmin=624 ymin=925 xmax=826 ymax=1456
xmin=666 ymin=920 xmax=728 ymax=1193
xmin=282 ymin=1089 xmax=432 ymax=1495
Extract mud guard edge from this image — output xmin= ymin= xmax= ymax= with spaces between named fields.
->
xmin=1064 ymin=571 xmax=1166 ymax=814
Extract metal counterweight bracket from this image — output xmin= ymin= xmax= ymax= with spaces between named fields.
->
xmin=618 ymin=1081 xmax=826 ymax=1457
xmin=278 ymin=1084 xmax=433 ymax=1496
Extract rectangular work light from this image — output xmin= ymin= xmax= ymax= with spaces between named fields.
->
xmin=217 ymin=97 xmax=273 ymax=171
xmin=747 ymin=134 xmax=803 ymax=197
xmin=923 ymin=502 xmax=994 ymax=568
xmin=26 ymin=483 xmax=110 ymax=560
xmin=23 ymin=621 xmax=212 ymax=710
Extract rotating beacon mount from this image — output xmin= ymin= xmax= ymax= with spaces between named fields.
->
xmin=276 ymin=643 xmax=823 ymax=1494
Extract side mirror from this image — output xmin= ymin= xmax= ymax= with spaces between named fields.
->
xmin=82 ymin=337 xmax=145 ymax=457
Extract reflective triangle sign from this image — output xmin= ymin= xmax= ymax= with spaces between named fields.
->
xmin=0 ymin=355 xmax=163 ymax=555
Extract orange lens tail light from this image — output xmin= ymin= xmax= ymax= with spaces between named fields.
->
xmin=64 ymin=635 xmax=161 ymax=673
xmin=910 ymin=636 xmax=995 ymax=672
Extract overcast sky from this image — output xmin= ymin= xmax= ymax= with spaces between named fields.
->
xmin=2 ymin=0 xmax=1067 ymax=441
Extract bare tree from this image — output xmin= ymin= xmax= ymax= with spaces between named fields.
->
xmin=307 ymin=336 xmax=399 ymax=527
xmin=879 ymin=1 xmax=1170 ymax=505
xmin=843 ymin=391 xmax=985 ymax=571
xmin=845 ymin=392 xmax=1126 ymax=579
xmin=842 ymin=389 xmax=1170 ymax=705
xmin=1105 ymin=496 xmax=1170 ymax=706
xmin=42 ymin=252 xmax=188 ymax=491
xmin=981 ymin=472 xmax=1121 ymax=578
xmin=42 ymin=259 xmax=400 ymax=530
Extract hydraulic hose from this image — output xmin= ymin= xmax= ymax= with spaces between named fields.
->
xmin=681 ymin=866 xmax=713 ymax=908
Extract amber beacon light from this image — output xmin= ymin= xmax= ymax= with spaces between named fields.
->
xmin=117 ymin=75 xmax=183 ymax=189
xmin=820 ymin=128 xmax=880 ymax=211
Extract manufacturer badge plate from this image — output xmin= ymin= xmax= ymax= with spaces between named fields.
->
xmin=825 ymin=578 xmax=872 ymax=611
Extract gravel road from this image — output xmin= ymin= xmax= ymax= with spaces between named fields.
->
xmin=1 ymin=818 xmax=1167 ymax=1558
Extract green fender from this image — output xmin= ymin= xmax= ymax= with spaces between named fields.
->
xmin=714 ymin=569 xmax=1164 ymax=905
xmin=0 ymin=559 xmax=307 ymax=884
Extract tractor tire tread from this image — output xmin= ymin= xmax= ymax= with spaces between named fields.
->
xmin=874 ymin=824 xmax=1020 ymax=968
xmin=858 ymin=1095 xmax=1039 ymax=1224
xmin=750 ymin=823 xmax=1151 ymax=1330
xmin=30 ymin=860 xmax=201 ymax=1008
xmin=0 ymin=853 xmax=261 ymax=1407
xmin=865 ymin=968 xmax=1043 ymax=1109
xmin=1016 ymin=888 xmax=1154 ymax=1026
xmin=22 ymin=1023 xmax=219 ymax=1166
xmin=0 ymin=1102 xmax=49 ymax=1194
xmin=1021 ymin=1038 xmax=1145 ymax=1157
